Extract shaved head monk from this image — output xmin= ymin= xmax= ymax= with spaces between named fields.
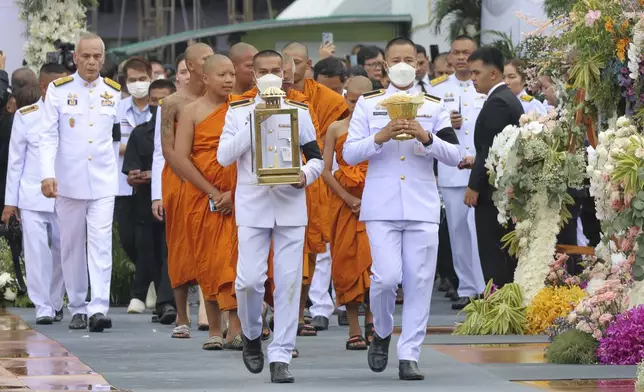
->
xmin=173 ymin=54 xmax=242 ymax=350
xmin=159 ymin=42 xmax=214 ymax=339
xmin=321 ymin=76 xmax=375 ymax=349
xmin=229 ymin=42 xmax=258 ymax=94
xmin=283 ymin=41 xmax=350 ymax=336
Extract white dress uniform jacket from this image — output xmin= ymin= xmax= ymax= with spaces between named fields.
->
xmin=343 ymin=84 xmax=462 ymax=224
xmin=40 ymin=74 xmax=121 ymax=200
xmin=428 ymin=74 xmax=486 ymax=188
xmin=218 ymin=94 xmax=324 ymax=228
xmin=517 ymin=89 xmax=547 ymax=116
xmin=117 ymin=96 xmax=152 ymax=196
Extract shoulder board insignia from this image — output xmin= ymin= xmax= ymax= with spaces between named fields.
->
xmin=520 ymin=95 xmax=534 ymax=102
xmin=230 ymin=98 xmax=254 ymax=109
xmin=424 ymin=93 xmax=441 ymax=103
xmin=362 ymin=89 xmax=385 ymax=99
xmin=104 ymin=77 xmax=121 ymax=92
xmin=53 ymin=76 xmax=73 ymax=87
xmin=284 ymin=99 xmax=308 ymax=110
xmin=430 ymin=74 xmax=448 ymax=87
xmin=158 ymin=99 xmax=163 ymax=106
xmin=19 ymin=104 xmax=38 ymax=115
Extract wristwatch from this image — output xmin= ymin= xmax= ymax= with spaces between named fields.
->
xmin=422 ymin=133 xmax=433 ymax=147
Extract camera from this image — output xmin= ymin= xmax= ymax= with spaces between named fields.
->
xmin=45 ymin=40 xmax=76 ymax=73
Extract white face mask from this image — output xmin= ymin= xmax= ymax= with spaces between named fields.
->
xmin=126 ymin=81 xmax=150 ymax=99
xmin=156 ymin=74 xmax=166 ymax=80
xmin=256 ymin=73 xmax=283 ymax=93
xmin=387 ymin=62 xmax=416 ymax=88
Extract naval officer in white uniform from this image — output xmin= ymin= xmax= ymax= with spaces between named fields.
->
xmin=2 ymin=63 xmax=69 ymax=325
xmin=40 ymin=32 xmax=121 ymax=333
xmin=343 ymin=38 xmax=461 ymax=380
xmin=218 ymin=50 xmax=323 ymax=384
xmin=428 ymin=35 xmax=486 ymax=310
xmin=503 ymin=59 xmax=547 ymax=116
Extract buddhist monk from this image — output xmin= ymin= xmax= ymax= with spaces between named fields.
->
xmin=160 ymin=42 xmax=214 ymax=338
xmin=322 ymin=76 xmax=374 ymax=350
xmin=173 ymin=54 xmax=243 ymax=350
xmin=229 ymin=43 xmax=258 ymax=95
xmin=283 ymin=41 xmax=350 ymax=335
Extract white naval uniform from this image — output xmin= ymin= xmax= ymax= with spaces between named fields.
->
xmin=517 ymin=90 xmax=547 ymax=116
xmin=429 ymin=75 xmax=486 ymax=298
xmin=5 ymin=100 xmax=65 ymax=319
xmin=151 ymin=105 xmax=164 ymax=202
xmin=218 ymin=94 xmax=323 ymax=365
xmin=343 ymin=84 xmax=461 ymax=362
xmin=40 ymin=74 xmax=121 ymax=317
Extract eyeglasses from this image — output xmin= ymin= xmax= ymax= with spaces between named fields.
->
xmin=364 ymin=61 xmax=383 ymax=69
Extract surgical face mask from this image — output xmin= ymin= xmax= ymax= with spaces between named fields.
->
xmin=127 ymin=81 xmax=151 ymax=99
xmin=156 ymin=74 xmax=166 ymax=80
xmin=256 ymin=73 xmax=283 ymax=93
xmin=387 ymin=62 xmax=416 ymax=87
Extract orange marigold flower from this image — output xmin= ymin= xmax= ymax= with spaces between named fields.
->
xmin=605 ymin=17 xmax=615 ymax=33
xmin=617 ymin=38 xmax=630 ymax=62
xmin=622 ymin=20 xmax=630 ymax=30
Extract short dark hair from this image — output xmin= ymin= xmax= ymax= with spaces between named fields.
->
xmin=433 ymin=52 xmax=449 ymax=64
xmin=149 ymin=79 xmax=177 ymax=94
xmin=357 ymin=46 xmax=381 ymax=66
xmin=123 ymin=56 xmax=153 ymax=78
xmin=385 ymin=37 xmax=416 ymax=54
xmin=415 ymin=44 xmax=427 ymax=58
xmin=468 ymin=46 xmax=504 ymax=73
xmin=253 ymin=49 xmax=282 ymax=64
xmin=505 ymin=58 xmax=527 ymax=81
xmin=175 ymin=53 xmax=185 ymax=69
xmin=39 ymin=63 xmax=68 ymax=76
xmin=370 ymin=78 xmax=384 ymax=90
xmin=347 ymin=65 xmax=368 ymax=78
xmin=313 ymin=57 xmax=347 ymax=82
xmin=454 ymin=34 xmax=476 ymax=43
xmin=149 ymin=58 xmax=163 ymax=66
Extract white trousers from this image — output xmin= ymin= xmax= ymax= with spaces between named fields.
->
xmin=440 ymin=187 xmax=486 ymax=297
xmin=20 ymin=209 xmax=65 ymax=318
xmin=236 ymin=225 xmax=305 ymax=364
xmin=309 ymin=244 xmax=336 ymax=318
xmin=56 ymin=196 xmax=115 ymax=317
xmin=366 ymin=220 xmax=438 ymax=362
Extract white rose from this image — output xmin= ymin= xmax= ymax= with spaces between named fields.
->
xmin=0 ymin=272 xmax=10 ymax=287
xmin=616 ymin=117 xmax=630 ymax=128
xmin=3 ymin=288 xmax=16 ymax=302
xmin=586 ymin=277 xmax=606 ymax=296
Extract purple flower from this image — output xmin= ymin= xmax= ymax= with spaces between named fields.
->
xmin=597 ymin=305 xmax=644 ymax=365
xmin=580 ymin=280 xmax=588 ymax=289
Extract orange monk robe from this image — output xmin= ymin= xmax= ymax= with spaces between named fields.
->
xmin=300 ymin=79 xmax=350 ymax=284
xmin=330 ymin=133 xmax=371 ymax=305
xmin=183 ymin=99 xmax=238 ymax=310
xmin=162 ymin=123 xmax=196 ymax=289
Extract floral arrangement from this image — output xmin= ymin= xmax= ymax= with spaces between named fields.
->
xmin=0 ymin=272 xmax=18 ymax=309
xmin=545 ymin=253 xmax=581 ymax=287
xmin=597 ymin=305 xmax=644 ymax=365
xmin=545 ymin=329 xmax=598 ymax=364
xmin=16 ymin=0 xmax=89 ymax=71
xmin=526 ymin=285 xmax=586 ymax=334
xmin=567 ymin=279 xmax=629 ymax=339
xmin=545 ymin=317 xmax=575 ymax=341
xmin=486 ymin=111 xmax=586 ymax=304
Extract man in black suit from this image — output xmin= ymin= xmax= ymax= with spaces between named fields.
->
xmin=460 ymin=47 xmax=524 ymax=288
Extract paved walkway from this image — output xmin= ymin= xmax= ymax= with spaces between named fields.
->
xmin=3 ymin=289 xmax=639 ymax=391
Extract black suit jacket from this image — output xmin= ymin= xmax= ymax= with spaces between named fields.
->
xmin=468 ymin=84 xmax=524 ymax=200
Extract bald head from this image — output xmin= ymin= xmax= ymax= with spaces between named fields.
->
xmin=184 ymin=43 xmax=214 ymax=79
xmin=11 ymin=68 xmax=38 ymax=91
xmin=229 ymin=43 xmax=258 ymax=93
xmin=229 ymin=43 xmax=258 ymax=62
xmin=282 ymin=42 xmax=311 ymax=84
xmin=344 ymin=76 xmax=373 ymax=114
xmin=204 ymin=54 xmax=233 ymax=74
xmin=202 ymin=54 xmax=235 ymax=96
xmin=283 ymin=41 xmax=308 ymax=58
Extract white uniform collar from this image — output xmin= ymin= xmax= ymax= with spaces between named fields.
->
xmin=74 ymin=72 xmax=101 ymax=88
xmin=451 ymin=74 xmax=472 ymax=88
xmin=386 ymin=83 xmax=421 ymax=95
xmin=488 ymin=81 xmax=506 ymax=96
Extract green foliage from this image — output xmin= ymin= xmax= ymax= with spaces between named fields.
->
xmin=431 ymin=0 xmax=482 ymax=43
xmin=543 ymin=0 xmax=575 ymax=19
xmin=485 ymin=30 xmax=517 ymax=60
xmin=454 ymin=281 xmax=527 ymax=335
xmin=545 ymin=329 xmax=598 ymax=364
xmin=110 ymin=224 xmax=136 ymax=305
xmin=15 ymin=0 xmax=98 ymax=14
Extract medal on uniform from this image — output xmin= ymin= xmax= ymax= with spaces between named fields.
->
xmin=69 ymin=118 xmax=75 ymax=128
xmin=101 ymin=91 xmax=114 ymax=106
xmin=67 ymin=93 xmax=78 ymax=106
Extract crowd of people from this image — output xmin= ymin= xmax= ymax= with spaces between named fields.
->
xmin=0 ymin=30 xmax=600 ymax=384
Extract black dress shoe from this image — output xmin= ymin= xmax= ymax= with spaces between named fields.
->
xmin=241 ymin=335 xmax=264 ymax=374
xmin=399 ymin=360 xmax=424 ymax=380
xmin=36 ymin=316 xmax=53 ymax=325
xmin=437 ymin=278 xmax=450 ymax=292
xmin=69 ymin=314 xmax=87 ymax=329
xmin=158 ymin=304 xmax=177 ymax=325
xmin=54 ymin=309 xmax=64 ymax=322
xmin=451 ymin=297 xmax=471 ymax=310
xmin=104 ymin=317 xmax=112 ymax=329
xmin=311 ymin=316 xmax=329 ymax=331
xmin=367 ymin=333 xmax=391 ymax=372
xmin=337 ymin=311 xmax=349 ymax=326
xmin=270 ymin=362 xmax=294 ymax=383
xmin=446 ymin=288 xmax=459 ymax=301
xmin=89 ymin=313 xmax=109 ymax=332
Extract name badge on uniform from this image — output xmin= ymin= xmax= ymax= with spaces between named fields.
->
xmin=281 ymin=147 xmax=292 ymax=162
xmin=67 ymin=93 xmax=78 ymax=106
xmin=373 ymin=111 xmax=387 ymax=116
xmin=102 ymin=99 xmax=114 ymax=107
xmin=278 ymin=124 xmax=290 ymax=128
xmin=444 ymin=92 xmax=455 ymax=103
xmin=413 ymin=141 xmax=427 ymax=156
xmin=278 ymin=130 xmax=290 ymax=140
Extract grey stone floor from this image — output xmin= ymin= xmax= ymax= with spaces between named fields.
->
xmin=10 ymin=289 xmax=637 ymax=391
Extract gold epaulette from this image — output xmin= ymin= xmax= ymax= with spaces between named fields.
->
xmin=520 ymin=95 xmax=534 ymax=102
xmin=230 ymin=98 xmax=254 ymax=109
xmin=284 ymin=99 xmax=308 ymax=110
xmin=430 ymin=74 xmax=448 ymax=87
xmin=104 ymin=77 xmax=121 ymax=91
xmin=19 ymin=104 xmax=38 ymax=115
xmin=362 ymin=89 xmax=385 ymax=99
xmin=424 ymin=93 xmax=441 ymax=103
xmin=53 ymin=76 xmax=73 ymax=87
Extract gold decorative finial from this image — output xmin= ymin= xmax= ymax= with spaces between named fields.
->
xmin=261 ymin=87 xmax=286 ymax=109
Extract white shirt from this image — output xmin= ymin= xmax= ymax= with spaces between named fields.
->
xmin=415 ymin=74 xmax=430 ymax=92
xmin=40 ymin=73 xmax=121 ymax=200
xmin=5 ymin=99 xmax=55 ymax=212
xmin=151 ymin=105 xmax=164 ymax=201
xmin=488 ymin=81 xmax=506 ymax=96
xmin=517 ymin=89 xmax=547 ymax=116
xmin=217 ymin=94 xmax=324 ymax=228
xmin=343 ymin=83 xmax=461 ymax=223
xmin=117 ymin=96 xmax=152 ymax=196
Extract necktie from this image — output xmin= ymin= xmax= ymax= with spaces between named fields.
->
xmin=418 ymin=80 xmax=427 ymax=93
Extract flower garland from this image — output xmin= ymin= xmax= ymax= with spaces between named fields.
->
xmin=16 ymin=0 xmax=88 ymax=71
